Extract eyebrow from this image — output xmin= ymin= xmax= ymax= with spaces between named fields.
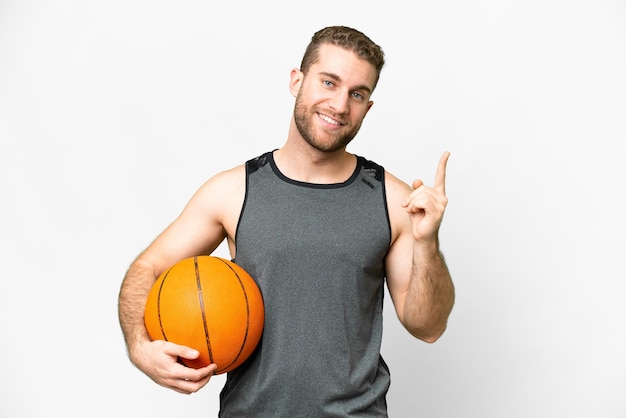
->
xmin=318 ymin=71 xmax=373 ymax=95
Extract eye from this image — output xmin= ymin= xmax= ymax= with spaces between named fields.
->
xmin=323 ymin=80 xmax=334 ymax=88
xmin=351 ymin=92 xmax=365 ymax=101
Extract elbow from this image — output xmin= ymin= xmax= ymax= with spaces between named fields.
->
xmin=400 ymin=295 xmax=455 ymax=343
xmin=419 ymin=325 xmax=447 ymax=344
xmin=404 ymin=321 xmax=448 ymax=344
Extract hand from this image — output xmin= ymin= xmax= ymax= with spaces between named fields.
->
xmin=131 ymin=339 xmax=217 ymax=394
xmin=401 ymin=151 xmax=450 ymax=243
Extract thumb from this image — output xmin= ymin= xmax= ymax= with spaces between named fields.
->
xmin=167 ymin=343 xmax=200 ymax=360
xmin=180 ymin=347 xmax=200 ymax=360
xmin=412 ymin=179 xmax=424 ymax=190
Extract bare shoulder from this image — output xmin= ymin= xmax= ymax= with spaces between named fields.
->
xmin=384 ymin=170 xmax=412 ymax=241
xmin=384 ymin=170 xmax=412 ymax=197
xmin=190 ymin=164 xmax=246 ymax=221
xmin=201 ymin=164 xmax=246 ymax=195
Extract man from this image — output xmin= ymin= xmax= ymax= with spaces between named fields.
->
xmin=118 ymin=25 xmax=454 ymax=416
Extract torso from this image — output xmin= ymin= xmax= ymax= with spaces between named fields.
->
xmin=218 ymin=151 xmax=392 ymax=416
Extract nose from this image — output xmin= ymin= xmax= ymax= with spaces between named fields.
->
xmin=328 ymin=90 xmax=350 ymax=115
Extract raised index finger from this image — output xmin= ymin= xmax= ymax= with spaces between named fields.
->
xmin=434 ymin=151 xmax=450 ymax=194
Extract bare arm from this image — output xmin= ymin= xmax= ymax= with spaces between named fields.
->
xmin=117 ymin=165 xmax=245 ymax=393
xmin=385 ymin=152 xmax=455 ymax=342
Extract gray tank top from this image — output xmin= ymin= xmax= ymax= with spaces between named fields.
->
xmin=219 ymin=151 xmax=391 ymax=417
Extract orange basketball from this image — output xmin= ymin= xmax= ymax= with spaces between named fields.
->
xmin=144 ymin=255 xmax=264 ymax=374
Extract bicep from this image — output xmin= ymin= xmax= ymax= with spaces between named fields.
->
xmin=384 ymin=174 xmax=414 ymax=321
xmin=138 ymin=167 xmax=244 ymax=276
xmin=147 ymin=210 xmax=225 ymax=272
xmin=385 ymin=224 xmax=413 ymax=322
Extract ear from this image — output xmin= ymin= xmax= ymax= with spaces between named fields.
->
xmin=365 ymin=100 xmax=374 ymax=115
xmin=289 ymin=68 xmax=303 ymax=97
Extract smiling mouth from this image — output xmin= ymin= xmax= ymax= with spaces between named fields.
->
xmin=317 ymin=112 xmax=344 ymax=126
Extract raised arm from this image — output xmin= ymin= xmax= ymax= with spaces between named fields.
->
xmin=117 ymin=165 xmax=245 ymax=393
xmin=385 ymin=152 xmax=455 ymax=342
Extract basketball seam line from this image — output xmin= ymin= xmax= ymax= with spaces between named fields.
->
xmin=194 ymin=256 xmax=214 ymax=365
xmin=156 ymin=268 xmax=172 ymax=342
xmin=215 ymin=258 xmax=251 ymax=373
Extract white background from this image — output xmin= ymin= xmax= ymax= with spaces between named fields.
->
xmin=1 ymin=1 xmax=625 ymax=417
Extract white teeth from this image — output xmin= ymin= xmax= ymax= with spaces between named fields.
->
xmin=319 ymin=113 xmax=340 ymax=125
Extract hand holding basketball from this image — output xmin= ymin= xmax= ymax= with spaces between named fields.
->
xmin=131 ymin=338 xmax=217 ymax=394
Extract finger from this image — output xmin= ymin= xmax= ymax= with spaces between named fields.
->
xmin=402 ymin=179 xmax=423 ymax=208
xmin=434 ymin=151 xmax=450 ymax=194
xmin=177 ymin=363 xmax=217 ymax=393
xmin=411 ymin=179 xmax=424 ymax=190
xmin=166 ymin=342 xmax=200 ymax=360
xmin=180 ymin=363 xmax=217 ymax=381
xmin=172 ymin=374 xmax=211 ymax=395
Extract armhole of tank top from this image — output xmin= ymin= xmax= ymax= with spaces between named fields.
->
xmin=233 ymin=158 xmax=254 ymax=262
xmin=359 ymin=157 xmax=392 ymax=249
xmin=379 ymin=168 xmax=393 ymax=250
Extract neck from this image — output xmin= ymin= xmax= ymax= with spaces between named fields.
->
xmin=274 ymin=122 xmax=356 ymax=184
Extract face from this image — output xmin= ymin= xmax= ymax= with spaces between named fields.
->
xmin=290 ymin=44 xmax=377 ymax=153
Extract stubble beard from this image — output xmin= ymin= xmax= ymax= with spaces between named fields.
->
xmin=293 ymin=96 xmax=362 ymax=153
